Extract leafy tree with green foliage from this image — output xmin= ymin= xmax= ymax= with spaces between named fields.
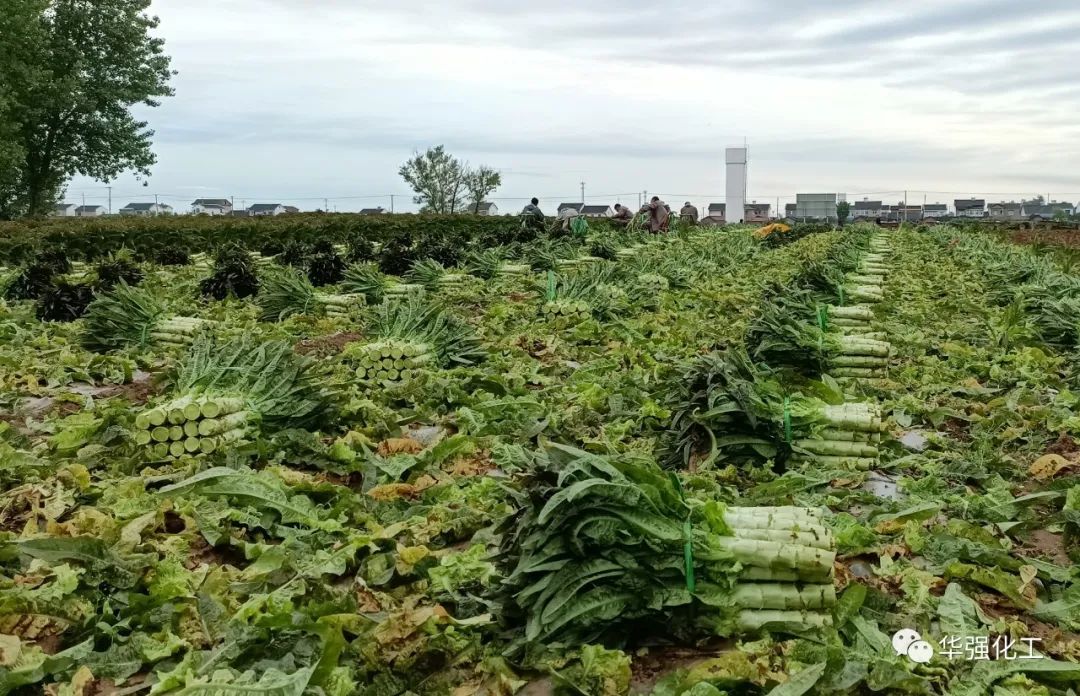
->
xmin=399 ymin=146 xmax=467 ymax=214
xmin=399 ymin=146 xmax=502 ymax=215
xmin=465 ymin=165 xmax=502 ymax=214
xmin=836 ymin=200 xmax=850 ymax=227
xmin=0 ymin=0 xmax=175 ymax=219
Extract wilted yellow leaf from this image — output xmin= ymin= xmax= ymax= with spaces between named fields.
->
xmin=377 ymin=437 xmax=423 ymax=456
xmin=367 ymin=483 xmax=421 ymax=501
xmin=1018 ymin=564 xmax=1038 ymax=597
xmin=1029 ymin=453 xmax=1073 ymax=480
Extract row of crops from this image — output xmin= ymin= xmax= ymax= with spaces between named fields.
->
xmin=0 ymin=220 xmax=1078 ymax=695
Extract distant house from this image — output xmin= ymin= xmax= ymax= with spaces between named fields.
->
xmin=923 ymin=203 xmax=948 ymax=219
xmin=283 ymin=206 xmax=300 ymax=214
xmin=230 ymin=210 xmax=250 ymax=217
xmin=989 ymin=202 xmax=1023 ymax=220
xmin=1023 ymin=205 xmax=1056 ymax=220
xmin=886 ymin=204 xmax=922 ymax=222
xmin=471 ymin=202 xmax=499 ymax=216
xmin=120 ymin=202 xmax=172 ymax=217
xmin=580 ymin=204 xmax=613 ymax=218
xmin=359 ymin=208 xmax=385 ymax=215
xmin=248 ymin=204 xmax=286 ymax=216
xmin=784 ymin=203 xmax=797 ymax=219
xmin=851 ymin=200 xmax=885 ymax=220
xmin=191 ymin=198 xmax=233 ymax=216
xmin=76 ymin=205 xmax=106 ymax=218
xmin=954 ymin=199 xmax=986 ymax=218
xmin=1022 ymin=201 xmax=1075 ymax=219
xmin=52 ymin=203 xmax=78 ymax=217
xmin=744 ymin=202 xmax=770 ymax=222
xmin=557 ymin=202 xmax=584 ymax=215
xmin=796 ymin=193 xmax=845 ymax=222
xmin=706 ymin=203 xmax=726 ymax=222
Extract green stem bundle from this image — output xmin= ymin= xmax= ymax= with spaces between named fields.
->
xmin=134 ymin=395 xmax=255 ymax=460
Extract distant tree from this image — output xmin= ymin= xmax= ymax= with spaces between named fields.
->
xmin=399 ymin=146 xmax=503 ymax=215
xmin=399 ymin=146 xmax=467 ymax=214
xmin=0 ymin=0 xmax=176 ymax=218
xmin=836 ymin=201 xmax=850 ymax=227
xmin=464 ymin=165 xmax=501 ymax=214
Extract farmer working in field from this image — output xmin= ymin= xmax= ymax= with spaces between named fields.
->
xmin=520 ymin=198 xmax=545 ymax=231
xmin=612 ymin=203 xmax=633 ymax=226
xmin=679 ymin=201 xmax=699 ymax=225
xmin=648 ymin=196 xmax=670 ymax=234
xmin=521 ymin=198 xmax=544 ymax=222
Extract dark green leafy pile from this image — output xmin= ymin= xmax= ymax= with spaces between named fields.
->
xmin=275 ymin=239 xmax=311 ymax=267
xmin=667 ymin=349 xmax=879 ymax=468
xmin=35 ymin=282 xmax=96 ymax=322
xmin=154 ymin=247 xmax=190 ymax=266
xmin=307 ymin=249 xmax=346 ymax=286
xmin=345 ymin=236 xmax=376 ymax=264
xmin=4 ymin=262 xmax=58 ymax=300
xmin=93 ymin=252 xmax=144 ymax=290
xmin=745 ymin=288 xmax=829 ymax=373
xmin=378 ymin=232 xmax=417 ymax=275
xmin=199 ymin=244 xmax=260 ymax=300
xmin=35 ymin=248 xmax=73 ymax=275
xmin=499 ymin=444 xmax=836 ymax=647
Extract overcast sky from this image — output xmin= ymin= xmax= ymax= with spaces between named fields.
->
xmin=68 ymin=0 xmax=1080 ymax=212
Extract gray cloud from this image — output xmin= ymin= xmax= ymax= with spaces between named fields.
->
xmin=67 ymin=0 xmax=1080 ymax=210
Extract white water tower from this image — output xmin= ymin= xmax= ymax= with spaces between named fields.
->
xmin=725 ymin=146 xmax=748 ymax=224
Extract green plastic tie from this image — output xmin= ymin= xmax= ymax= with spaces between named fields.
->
xmin=816 ymin=304 xmax=829 ymax=331
xmin=837 ymin=284 xmax=846 ymax=305
xmin=783 ymin=396 xmax=793 ymax=444
xmin=546 ymin=270 xmax=556 ymax=301
xmin=670 ymin=473 xmax=696 ymax=594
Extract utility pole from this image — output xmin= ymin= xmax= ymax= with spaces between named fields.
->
xmin=154 ymin=194 xmax=159 ymax=207
xmin=580 ymin=181 xmax=585 ymax=204
xmin=82 ymin=192 xmax=85 ymax=211
xmin=390 ymin=194 xmax=395 ymax=213
xmin=107 ymin=186 xmax=112 ymax=215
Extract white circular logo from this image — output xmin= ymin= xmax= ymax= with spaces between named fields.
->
xmin=907 ymin=640 xmax=934 ymax=664
xmin=892 ymin=629 xmax=922 ymax=656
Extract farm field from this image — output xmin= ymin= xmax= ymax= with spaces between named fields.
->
xmin=0 ymin=220 xmax=1078 ymax=695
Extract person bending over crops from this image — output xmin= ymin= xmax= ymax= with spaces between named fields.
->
xmin=558 ymin=205 xmax=581 ymax=232
xmin=648 ymin=196 xmax=670 ymax=234
xmin=680 ymin=201 xmax=699 ymax=224
xmin=520 ymin=198 xmax=545 ymax=230
xmin=612 ymin=203 xmax=633 ymax=226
